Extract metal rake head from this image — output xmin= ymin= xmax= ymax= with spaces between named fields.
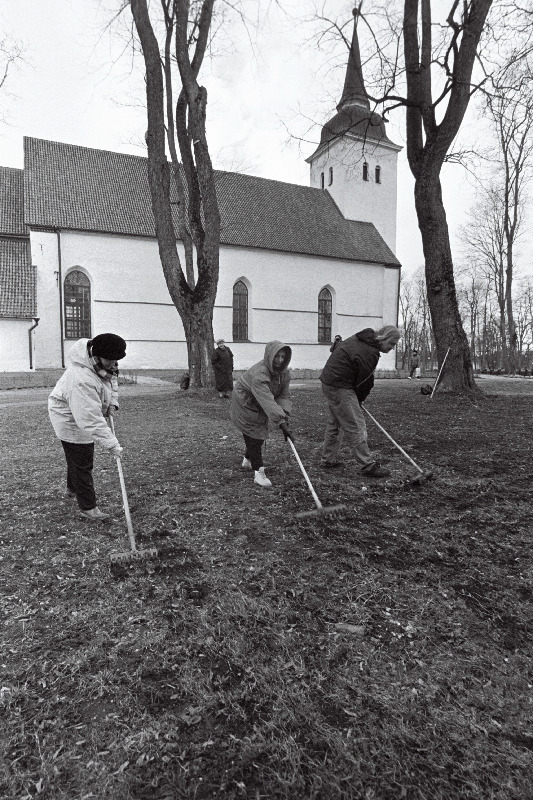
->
xmin=110 ymin=547 xmax=159 ymax=564
xmin=295 ymin=504 xmax=348 ymax=521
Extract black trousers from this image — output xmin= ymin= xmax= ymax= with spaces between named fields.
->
xmin=61 ymin=440 xmax=96 ymax=510
xmin=243 ymin=434 xmax=264 ymax=471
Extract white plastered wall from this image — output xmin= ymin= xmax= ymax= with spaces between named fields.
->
xmin=309 ymin=135 xmax=400 ymax=255
xmin=0 ymin=319 xmax=32 ymax=371
xmin=30 ymin=229 xmax=399 ymax=371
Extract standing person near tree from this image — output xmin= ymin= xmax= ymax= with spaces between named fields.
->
xmin=231 ymin=341 xmax=293 ymax=488
xmin=48 ymin=333 xmax=127 ymax=521
xmin=320 ymin=325 xmax=401 ymax=477
xmin=408 ymin=349 xmax=420 ymax=379
xmin=211 ymin=339 xmax=234 ymax=398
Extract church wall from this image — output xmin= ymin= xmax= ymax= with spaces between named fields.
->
xmin=309 ymin=137 xmax=399 ymax=254
xmin=32 ymin=230 xmax=64 ymax=368
xmin=28 ymin=230 xmax=399 ymax=372
xmin=0 ymin=319 xmax=33 ymax=371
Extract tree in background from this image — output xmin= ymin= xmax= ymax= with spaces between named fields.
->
xmin=129 ymin=0 xmax=220 ymax=388
xmin=0 ymin=36 xmax=24 ymax=125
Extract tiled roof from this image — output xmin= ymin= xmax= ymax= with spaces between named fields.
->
xmin=0 ymin=167 xmax=27 ymax=236
xmin=23 ymin=137 xmax=399 ymax=266
xmin=0 ymin=241 xmax=36 ymax=318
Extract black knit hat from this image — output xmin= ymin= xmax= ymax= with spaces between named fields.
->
xmin=91 ymin=333 xmax=127 ymax=360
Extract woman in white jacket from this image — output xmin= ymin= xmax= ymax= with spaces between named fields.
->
xmin=48 ymin=333 xmax=127 ymax=521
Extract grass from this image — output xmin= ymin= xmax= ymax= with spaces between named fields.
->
xmin=1 ymin=377 xmax=532 ymax=799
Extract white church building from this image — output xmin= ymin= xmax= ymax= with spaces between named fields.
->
xmin=0 ymin=16 xmax=401 ymax=373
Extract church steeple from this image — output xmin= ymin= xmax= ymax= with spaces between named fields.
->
xmin=306 ymin=5 xmax=402 ymax=255
xmin=337 ymin=7 xmax=370 ymax=112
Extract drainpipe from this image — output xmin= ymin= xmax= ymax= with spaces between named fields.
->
xmin=28 ymin=318 xmax=40 ymax=370
xmin=56 ymin=229 xmax=65 ymax=367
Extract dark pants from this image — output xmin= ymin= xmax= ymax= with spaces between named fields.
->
xmin=243 ymin=434 xmax=264 ymax=471
xmin=61 ymin=441 xmax=96 ymax=510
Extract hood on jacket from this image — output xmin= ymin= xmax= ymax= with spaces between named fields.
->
xmin=355 ymin=328 xmax=380 ymax=349
xmin=264 ymin=340 xmax=292 ymax=374
xmin=66 ymin=338 xmax=92 ymax=369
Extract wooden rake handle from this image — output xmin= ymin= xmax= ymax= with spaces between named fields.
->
xmin=109 ymin=416 xmax=136 ymax=553
xmin=287 ymin=437 xmax=323 ymax=511
xmin=362 ymin=406 xmax=423 ymax=474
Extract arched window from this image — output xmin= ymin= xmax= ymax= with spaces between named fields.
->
xmin=233 ymin=280 xmax=248 ymax=341
xmin=328 ymin=167 xmax=333 ymax=186
xmin=64 ymin=270 xmax=91 ymax=339
xmin=318 ymin=287 xmax=332 ymax=343
xmin=320 ymin=172 xmax=325 ymax=189
xmin=375 ymin=165 xmax=381 ymax=184
xmin=363 ymin=162 xmax=369 ymax=181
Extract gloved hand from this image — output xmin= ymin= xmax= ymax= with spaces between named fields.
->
xmin=107 ymin=405 xmax=118 ymax=418
xmin=279 ymin=422 xmax=295 ymax=442
xmin=109 ymin=444 xmax=124 ymax=459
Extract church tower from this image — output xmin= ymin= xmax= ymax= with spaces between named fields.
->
xmin=307 ymin=8 xmax=401 ymax=254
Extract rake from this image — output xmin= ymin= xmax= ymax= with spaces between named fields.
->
xmin=362 ymin=407 xmax=434 ymax=486
xmin=108 ymin=417 xmax=158 ymax=563
xmin=287 ymin=438 xmax=347 ymax=520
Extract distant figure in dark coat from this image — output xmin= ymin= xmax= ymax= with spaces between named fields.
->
xmin=330 ymin=334 xmax=342 ymax=353
xmin=212 ymin=339 xmax=234 ymax=398
xmin=408 ymin=350 xmax=420 ymax=379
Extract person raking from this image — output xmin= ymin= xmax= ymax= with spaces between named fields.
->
xmin=319 ymin=325 xmax=401 ymax=477
xmin=48 ymin=333 xmax=127 ymax=521
xmin=231 ymin=341 xmax=293 ymax=488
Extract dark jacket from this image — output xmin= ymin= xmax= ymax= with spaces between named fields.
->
xmin=231 ymin=341 xmax=292 ymax=439
xmin=211 ymin=346 xmax=234 ymax=392
xmin=320 ymin=328 xmax=381 ymax=403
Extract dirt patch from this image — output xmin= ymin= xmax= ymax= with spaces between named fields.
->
xmin=1 ymin=378 xmax=532 ymax=799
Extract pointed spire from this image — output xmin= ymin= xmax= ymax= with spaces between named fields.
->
xmin=337 ymin=6 xmax=370 ymax=112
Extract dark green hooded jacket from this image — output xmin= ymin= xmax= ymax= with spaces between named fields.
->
xmin=231 ymin=341 xmax=292 ymax=439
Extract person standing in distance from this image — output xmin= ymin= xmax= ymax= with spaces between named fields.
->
xmin=48 ymin=333 xmax=127 ymax=521
xmin=320 ymin=325 xmax=401 ymax=477
xmin=211 ymin=338 xmax=234 ymax=398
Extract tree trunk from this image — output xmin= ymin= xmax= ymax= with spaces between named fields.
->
xmin=415 ymin=172 xmax=480 ymax=394
xmin=183 ymin=297 xmax=214 ymax=386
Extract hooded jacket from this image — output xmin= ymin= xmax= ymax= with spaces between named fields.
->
xmin=231 ymin=341 xmax=292 ymax=439
xmin=48 ymin=338 xmax=120 ymax=449
xmin=320 ymin=328 xmax=381 ymax=403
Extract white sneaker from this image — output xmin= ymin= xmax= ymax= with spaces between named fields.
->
xmin=254 ymin=468 xmax=272 ymax=488
xmin=242 ymin=457 xmax=252 ymax=469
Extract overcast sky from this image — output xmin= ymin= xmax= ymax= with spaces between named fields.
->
xmin=1 ymin=0 xmax=520 ymax=277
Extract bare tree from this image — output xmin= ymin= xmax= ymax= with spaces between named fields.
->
xmin=0 ymin=36 xmax=24 ymax=125
xmin=482 ymin=62 xmax=533 ymax=372
xmin=460 ymin=189 xmax=508 ymax=366
xmin=312 ymin=2 xmax=499 ymax=393
xmin=129 ymin=0 xmax=220 ymax=387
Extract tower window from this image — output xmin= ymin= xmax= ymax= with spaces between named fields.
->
xmin=328 ymin=167 xmax=333 ymax=186
xmin=375 ymin=165 xmax=381 ymax=183
xmin=320 ymin=172 xmax=325 ymax=189
xmin=318 ymin=287 xmax=332 ymax=343
xmin=64 ymin=270 xmax=91 ymax=339
xmin=363 ymin=162 xmax=369 ymax=181
xmin=232 ymin=280 xmax=248 ymax=341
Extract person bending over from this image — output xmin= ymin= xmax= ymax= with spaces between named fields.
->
xmin=320 ymin=325 xmax=401 ymax=477
xmin=231 ymin=341 xmax=293 ymax=488
xmin=48 ymin=333 xmax=126 ymax=521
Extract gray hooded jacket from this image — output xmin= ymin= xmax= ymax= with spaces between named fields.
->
xmin=230 ymin=341 xmax=292 ymax=439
